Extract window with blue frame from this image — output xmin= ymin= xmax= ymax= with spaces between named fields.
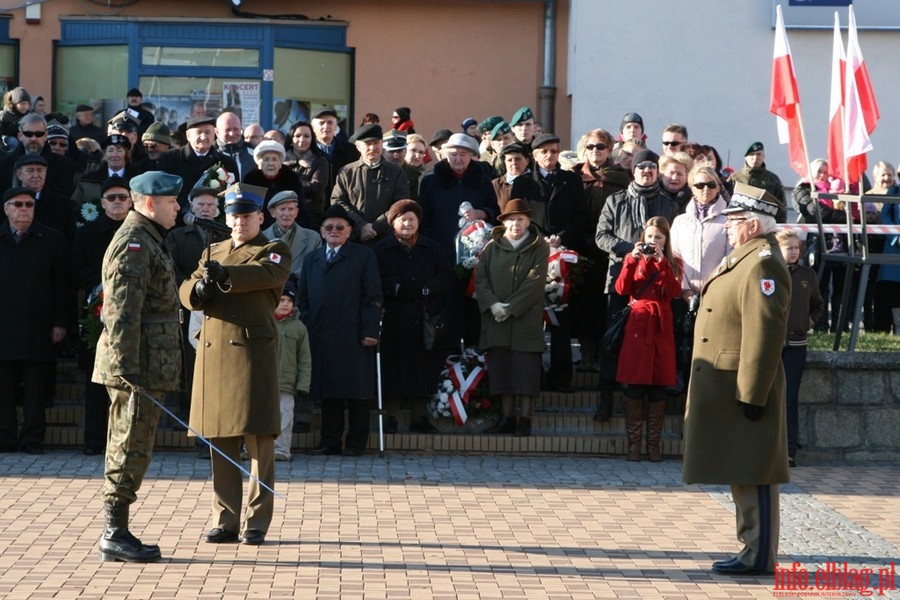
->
xmin=0 ymin=17 xmax=18 ymax=95
xmin=54 ymin=19 xmax=352 ymax=132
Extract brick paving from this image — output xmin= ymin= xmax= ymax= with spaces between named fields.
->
xmin=0 ymin=451 xmax=897 ymax=599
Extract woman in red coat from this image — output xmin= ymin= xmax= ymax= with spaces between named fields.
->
xmin=614 ymin=216 xmax=681 ymax=462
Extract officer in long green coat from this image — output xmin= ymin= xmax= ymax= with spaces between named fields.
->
xmin=683 ymin=183 xmax=791 ymax=576
xmin=92 ymin=171 xmax=184 ymax=563
xmin=179 ymin=182 xmax=290 ymax=546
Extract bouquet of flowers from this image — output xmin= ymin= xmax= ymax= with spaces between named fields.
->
xmin=79 ymin=285 xmax=104 ymax=350
xmin=455 ymin=218 xmax=490 ymax=270
xmin=544 ymin=247 xmax=580 ymax=326
xmin=429 ymin=349 xmax=495 ymax=425
xmin=193 ymin=161 xmax=236 ymax=192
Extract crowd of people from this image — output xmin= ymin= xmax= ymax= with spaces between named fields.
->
xmin=3 ymin=84 xmax=897 ymax=569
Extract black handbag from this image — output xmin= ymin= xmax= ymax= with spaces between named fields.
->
xmin=422 ymin=306 xmax=447 ymax=350
xmin=600 ymin=271 xmax=659 ymax=355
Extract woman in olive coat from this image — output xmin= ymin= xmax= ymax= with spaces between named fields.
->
xmin=475 ymin=199 xmax=549 ymax=437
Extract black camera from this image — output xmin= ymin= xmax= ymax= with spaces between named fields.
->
xmin=638 ymin=242 xmax=656 ymax=255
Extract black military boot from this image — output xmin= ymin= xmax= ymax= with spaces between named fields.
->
xmin=99 ymin=504 xmax=162 ymax=562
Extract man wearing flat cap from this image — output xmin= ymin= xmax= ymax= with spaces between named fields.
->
xmin=728 ymin=142 xmax=787 ymax=222
xmin=158 ymin=115 xmax=239 ymax=212
xmin=70 ymin=104 xmax=104 ymax=145
xmin=15 ymin=152 xmax=77 ymax=248
xmin=262 ymin=189 xmax=321 ymax=281
xmin=92 ymin=171 xmax=185 ymax=562
xmin=299 ymin=203 xmax=382 ymax=456
xmin=512 ymin=132 xmax=588 ymax=392
xmin=331 ymin=123 xmax=410 ymax=244
xmin=0 ymin=187 xmax=69 ymax=457
xmin=683 ymin=182 xmax=790 ymax=577
xmin=311 ymin=106 xmax=359 ymax=197
xmin=179 ymin=182 xmax=290 ymax=547
xmin=125 ymin=87 xmax=155 ymax=137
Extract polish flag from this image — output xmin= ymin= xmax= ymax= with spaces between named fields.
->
xmin=844 ymin=5 xmax=878 ymax=183
xmin=770 ymin=5 xmax=808 ymax=179
xmin=826 ymin=12 xmax=845 ymax=182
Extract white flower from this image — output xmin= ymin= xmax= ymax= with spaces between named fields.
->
xmin=226 ymin=173 xmax=235 ymax=184
xmin=209 ymin=180 xmax=220 ymax=189
xmin=442 ymin=381 xmax=454 ymax=392
xmin=216 ymin=168 xmax=226 ymax=179
xmin=81 ymin=203 xmax=99 ymax=222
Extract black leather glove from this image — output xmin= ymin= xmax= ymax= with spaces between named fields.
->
xmin=740 ymin=402 xmax=764 ymax=422
xmin=194 ymin=278 xmax=215 ymax=302
xmin=396 ymin=282 xmax=419 ymax=301
xmin=203 ymin=260 xmax=228 ymax=283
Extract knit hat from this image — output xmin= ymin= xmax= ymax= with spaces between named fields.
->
xmin=631 ymin=149 xmax=659 ymax=169
xmin=620 ymin=112 xmax=643 ymax=133
xmin=9 ymin=87 xmax=30 ymax=104
xmin=142 ymin=122 xmax=172 ymax=146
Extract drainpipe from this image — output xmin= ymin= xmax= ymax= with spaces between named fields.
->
xmin=540 ymin=0 xmax=557 ymax=133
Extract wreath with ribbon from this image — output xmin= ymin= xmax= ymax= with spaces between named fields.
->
xmin=429 ymin=349 xmax=496 ymax=425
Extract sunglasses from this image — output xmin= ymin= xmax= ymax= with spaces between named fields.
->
xmin=103 ymin=193 xmax=130 ymax=202
xmin=5 ymin=200 xmax=34 ymax=208
xmin=693 ymin=182 xmax=718 ymax=190
xmin=661 ymin=140 xmax=682 ymax=147
xmin=586 ymin=143 xmax=608 ymax=151
xmin=322 ymin=224 xmax=346 ymax=232
xmin=635 ymin=162 xmax=658 ymax=170
xmin=21 ymin=131 xmax=46 ymax=138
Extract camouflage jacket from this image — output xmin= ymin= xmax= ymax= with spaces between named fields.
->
xmin=728 ymin=164 xmax=788 ymax=222
xmin=92 ymin=210 xmax=183 ymax=390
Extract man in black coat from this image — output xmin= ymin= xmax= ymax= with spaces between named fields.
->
xmin=299 ymin=204 xmax=382 ymax=457
xmin=511 ymin=133 xmax=588 ymax=392
xmin=0 ymin=187 xmax=70 ymax=454
xmin=69 ymin=104 xmax=105 ymax=145
xmin=157 ymin=116 xmax=239 ymax=214
xmin=70 ymin=176 xmax=132 ymax=455
xmin=0 ymin=113 xmax=79 ymax=200
xmin=312 ymin=106 xmax=360 ymax=198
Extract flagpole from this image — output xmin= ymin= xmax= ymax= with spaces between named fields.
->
xmin=795 ymin=104 xmax=813 ymax=185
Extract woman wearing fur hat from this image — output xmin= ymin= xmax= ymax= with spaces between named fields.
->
xmin=475 ymin=199 xmax=549 ymax=437
xmin=374 ymin=200 xmax=452 ymax=433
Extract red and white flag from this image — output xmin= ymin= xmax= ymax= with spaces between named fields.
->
xmin=770 ymin=5 xmax=808 ymax=179
xmin=826 ymin=12 xmax=846 ymax=182
xmin=844 ymin=5 xmax=878 ymax=183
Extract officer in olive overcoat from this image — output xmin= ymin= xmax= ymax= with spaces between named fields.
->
xmin=683 ymin=183 xmax=791 ymax=576
xmin=179 ymin=182 xmax=290 ymax=546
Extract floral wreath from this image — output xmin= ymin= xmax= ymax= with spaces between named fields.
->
xmin=429 ymin=349 xmax=496 ymax=425
xmin=544 ymin=247 xmax=580 ymax=326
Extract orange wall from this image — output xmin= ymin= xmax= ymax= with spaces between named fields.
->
xmin=7 ymin=0 xmax=571 ymax=145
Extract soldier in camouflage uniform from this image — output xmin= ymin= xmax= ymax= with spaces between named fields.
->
xmin=728 ymin=142 xmax=788 ymax=222
xmin=92 ymin=171 xmax=184 ymax=562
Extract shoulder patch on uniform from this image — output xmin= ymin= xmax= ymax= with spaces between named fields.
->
xmin=760 ymin=278 xmax=776 ymax=296
xmin=269 ymin=252 xmax=282 ymax=264
xmin=127 ymin=243 xmax=141 ymax=252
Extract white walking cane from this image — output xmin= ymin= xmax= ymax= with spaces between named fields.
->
xmin=375 ymin=311 xmax=385 ymax=458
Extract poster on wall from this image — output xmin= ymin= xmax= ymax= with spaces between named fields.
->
xmin=271 ymin=99 xmax=311 ymax=133
xmin=223 ymin=81 xmax=260 ymax=124
xmin=188 ymin=90 xmax=222 ymax=122
xmin=152 ymin=95 xmax=192 ymax=131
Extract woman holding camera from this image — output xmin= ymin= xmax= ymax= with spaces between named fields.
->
xmin=615 ymin=216 xmax=681 ymax=461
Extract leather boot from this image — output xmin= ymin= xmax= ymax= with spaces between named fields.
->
xmin=593 ymin=390 xmax=613 ymax=422
xmin=646 ymin=400 xmax=667 ymax=462
xmin=484 ymin=416 xmax=516 ymax=434
xmin=515 ymin=416 xmax=532 ymax=437
xmin=99 ymin=504 xmax=162 ymax=562
xmin=623 ymin=397 xmax=644 ymax=461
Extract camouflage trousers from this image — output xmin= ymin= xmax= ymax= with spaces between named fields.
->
xmin=102 ymin=386 xmax=162 ymax=505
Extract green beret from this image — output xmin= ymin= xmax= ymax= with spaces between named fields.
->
xmin=490 ymin=121 xmax=512 ymax=141
xmin=477 ymin=115 xmax=504 ymax=135
xmin=510 ymin=106 xmax=534 ymax=127
xmin=745 ymin=141 xmax=764 ymax=156
xmin=130 ymin=171 xmax=183 ymax=197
